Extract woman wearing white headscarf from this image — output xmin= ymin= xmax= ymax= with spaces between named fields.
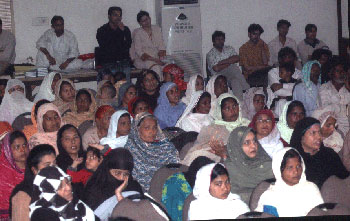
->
xmin=188 ymin=163 xmax=249 ymax=220
xmin=242 ymin=87 xmax=266 ymax=120
xmin=100 ymin=110 xmax=132 ymax=149
xmin=0 ymin=79 xmax=33 ymax=124
xmin=181 ymin=74 xmax=204 ymax=105
xmin=34 ymin=72 xmax=62 ymax=102
xmin=312 ymin=105 xmax=343 ymax=153
xmin=256 ymin=148 xmax=323 ymax=217
xmin=176 ymin=91 xmax=213 ymax=133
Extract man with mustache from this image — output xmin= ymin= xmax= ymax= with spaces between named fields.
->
xmin=36 ymin=16 xmax=81 ymax=71
xmin=319 ymin=59 xmax=350 ymax=135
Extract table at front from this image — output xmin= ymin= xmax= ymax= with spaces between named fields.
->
xmin=19 ymin=69 xmax=142 ymax=101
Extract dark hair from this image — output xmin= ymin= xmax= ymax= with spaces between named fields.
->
xmin=287 ymin=100 xmax=306 ymax=117
xmin=221 ymin=97 xmax=238 ymax=110
xmin=311 ymin=48 xmax=332 ymax=61
xmin=248 ymin=24 xmax=264 ymax=34
xmin=184 ymin=156 xmax=214 ymax=188
xmin=210 ymin=164 xmax=229 ymax=182
xmin=278 ymin=47 xmax=297 ymax=61
xmin=279 ymin=62 xmax=295 ymax=74
xmin=76 ymin=89 xmax=92 ymax=103
xmin=0 ymin=18 xmax=2 ymax=26
xmin=136 ymin=69 xmax=160 ymax=90
xmin=9 ymin=130 xmax=27 ymax=146
xmin=34 ymin=99 xmax=50 ymax=118
xmin=86 ymin=146 xmax=102 ymax=160
xmin=115 ymin=71 xmax=126 ymax=82
xmin=132 ymin=97 xmax=149 ymax=114
xmin=51 ymin=15 xmax=64 ymax=25
xmin=108 ymin=6 xmax=122 ymax=16
xmin=0 ymin=79 xmax=8 ymax=86
xmin=25 ymin=144 xmax=56 ymax=179
xmin=214 ymin=75 xmax=227 ymax=86
xmin=277 ymin=19 xmax=291 ymax=29
xmin=137 ymin=10 xmax=149 ymax=23
xmin=101 ymin=84 xmax=117 ymax=99
xmin=280 ymin=149 xmax=302 ymax=173
xmin=193 ymin=92 xmax=211 ymax=113
xmin=305 ymin=24 xmax=317 ymax=32
xmin=212 ymin=31 xmax=225 ymax=43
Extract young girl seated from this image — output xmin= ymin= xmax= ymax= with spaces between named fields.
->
xmin=181 ymin=74 xmax=204 ymax=105
xmin=128 ymin=97 xmax=153 ymax=118
xmin=188 ymin=163 xmax=249 ymax=220
xmin=67 ymin=147 xmax=103 ymax=185
xmin=256 ymin=148 xmax=324 ymax=217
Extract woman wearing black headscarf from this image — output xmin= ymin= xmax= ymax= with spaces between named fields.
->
xmin=83 ymin=148 xmax=143 ymax=211
xmin=290 ymin=117 xmax=349 ymax=188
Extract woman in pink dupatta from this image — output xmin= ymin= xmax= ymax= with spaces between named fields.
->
xmin=28 ymin=103 xmax=64 ymax=154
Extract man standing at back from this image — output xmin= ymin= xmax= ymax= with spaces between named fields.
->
xmin=96 ymin=7 xmax=132 ymax=67
xmin=207 ymin=31 xmax=249 ymax=101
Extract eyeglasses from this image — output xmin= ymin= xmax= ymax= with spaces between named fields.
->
xmin=256 ymin=119 xmax=272 ymax=124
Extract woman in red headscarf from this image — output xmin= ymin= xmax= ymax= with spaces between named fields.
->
xmin=162 ymin=64 xmax=187 ymax=92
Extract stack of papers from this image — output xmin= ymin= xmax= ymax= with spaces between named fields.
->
xmin=37 ymin=68 xmax=48 ymax=76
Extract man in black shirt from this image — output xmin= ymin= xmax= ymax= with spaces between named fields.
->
xmin=96 ymin=7 xmax=132 ymax=70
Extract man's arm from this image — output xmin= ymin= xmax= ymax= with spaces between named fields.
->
xmin=39 ymin=47 xmax=56 ymax=65
xmin=212 ymin=55 xmax=239 ymax=72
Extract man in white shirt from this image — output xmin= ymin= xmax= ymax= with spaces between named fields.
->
xmin=36 ymin=16 xmax=82 ymax=71
xmin=319 ymin=60 xmax=350 ymax=135
xmin=206 ymin=31 xmax=249 ymax=101
xmin=0 ymin=18 xmax=16 ymax=75
xmin=268 ymin=19 xmax=299 ymax=69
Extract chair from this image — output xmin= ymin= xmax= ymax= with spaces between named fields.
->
xmin=182 ymin=193 xmax=195 ymax=221
xmin=321 ymin=175 xmax=350 ymax=208
xmin=78 ymin=120 xmax=94 ymax=137
xmin=307 ymin=203 xmax=350 ymax=216
xmin=249 ymin=179 xmax=275 ymax=211
xmin=12 ymin=112 xmax=32 ymax=131
xmin=236 ymin=211 xmax=275 ymax=219
xmin=179 ymin=141 xmax=195 ymax=160
xmin=148 ymin=163 xmax=188 ymax=203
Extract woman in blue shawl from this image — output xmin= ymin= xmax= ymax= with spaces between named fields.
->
xmin=154 ymin=82 xmax=186 ymax=129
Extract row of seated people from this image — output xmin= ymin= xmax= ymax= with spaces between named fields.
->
xmin=1 ymin=64 xmax=350 ymax=219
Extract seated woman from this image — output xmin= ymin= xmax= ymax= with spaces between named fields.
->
xmin=154 ymin=82 xmax=186 ymax=129
xmin=181 ymin=74 xmax=204 ymax=105
xmin=206 ymin=74 xmax=229 ymax=116
xmin=130 ymin=10 xmax=166 ymax=79
xmin=0 ymin=131 xmax=29 ymax=220
xmin=188 ymin=163 xmax=250 ymax=220
xmin=249 ymin=109 xmax=284 ymax=158
xmin=224 ymin=126 xmax=274 ymax=204
xmin=34 ymin=72 xmax=61 ymax=102
xmin=0 ymin=79 xmax=33 ymax=124
xmin=82 ymin=105 xmax=115 ymax=150
xmin=176 ymin=91 xmax=213 ymax=133
xmin=124 ymin=112 xmax=179 ymax=191
xmin=136 ymin=69 xmax=161 ymax=111
xmin=23 ymin=99 xmax=50 ymax=140
xmin=128 ymin=97 xmax=153 ymax=118
xmin=256 ymin=148 xmax=324 ymax=217
xmin=63 ymin=89 xmax=97 ymax=128
xmin=293 ymin=60 xmax=321 ymax=116
xmin=242 ymin=87 xmax=267 ymax=120
xmin=53 ymin=79 xmax=76 ymax=115
xmin=96 ymin=81 xmax=117 ymax=107
xmin=83 ymin=149 xmax=143 ymax=216
xmin=212 ymin=93 xmax=250 ymax=132
xmin=277 ymin=100 xmax=306 ymax=146
xmin=67 ymin=146 xmax=103 ymax=186
xmin=29 ymin=166 xmax=95 ymax=220
xmin=10 ymin=144 xmax=56 ymax=221
xmin=162 ymin=64 xmax=187 ymax=93
xmin=100 ymin=110 xmax=132 ymax=149
xmin=161 ymin=156 xmax=214 ymax=221
xmin=312 ymin=105 xmax=343 ymax=153
xmin=116 ymin=82 xmax=137 ymax=111
xmin=290 ymin=117 xmax=349 ymax=188
xmin=28 ymin=103 xmax=63 ymax=154
xmin=56 ymin=124 xmax=85 ymax=172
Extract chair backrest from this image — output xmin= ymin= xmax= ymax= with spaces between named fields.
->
xmin=307 ymin=203 xmax=350 ymax=216
xmin=249 ymin=180 xmax=273 ymax=211
xmin=148 ymin=164 xmax=188 ymax=202
xmin=182 ymin=193 xmax=195 ymax=221
xmin=236 ymin=211 xmax=275 ymax=219
xmin=78 ymin=120 xmax=94 ymax=137
xmin=179 ymin=141 xmax=195 ymax=160
xmin=321 ymin=175 xmax=350 ymax=208
xmin=11 ymin=112 xmax=32 ymax=131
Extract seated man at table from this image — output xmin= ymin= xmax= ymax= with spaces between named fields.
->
xmin=36 ymin=15 xmax=82 ymax=71
xmin=297 ymin=24 xmax=328 ymax=65
xmin=0 ymin=18 xmax=16 ymax=76
xmin=239 ymin=24 xmax=271 ymax=87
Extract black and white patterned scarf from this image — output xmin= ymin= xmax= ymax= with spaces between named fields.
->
xmin=29 ymin=166 xmax=95 ymax=221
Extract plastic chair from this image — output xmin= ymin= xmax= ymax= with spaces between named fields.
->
xmin=78 ymin=120 xmax=94 ymax=137
xmin=12 ymin=112 xmax=32 ymax=131
xmin=249 ymin=179 xmax=275 ymax=211
xmin=236 ymin=211 xmax=275 ymax=219
xmin=307 ymin=203 xmax=350 ymax=216
xmin=182 ymin=193 xmax=195 ymax=221
xmin=321 ymin=175 xmax=350 ymax=208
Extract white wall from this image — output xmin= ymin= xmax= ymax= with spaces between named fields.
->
xmin=13 ymin=0 xmax=339 ymax=70
xmin=342 ymin=0 xmax=349 ymax=38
